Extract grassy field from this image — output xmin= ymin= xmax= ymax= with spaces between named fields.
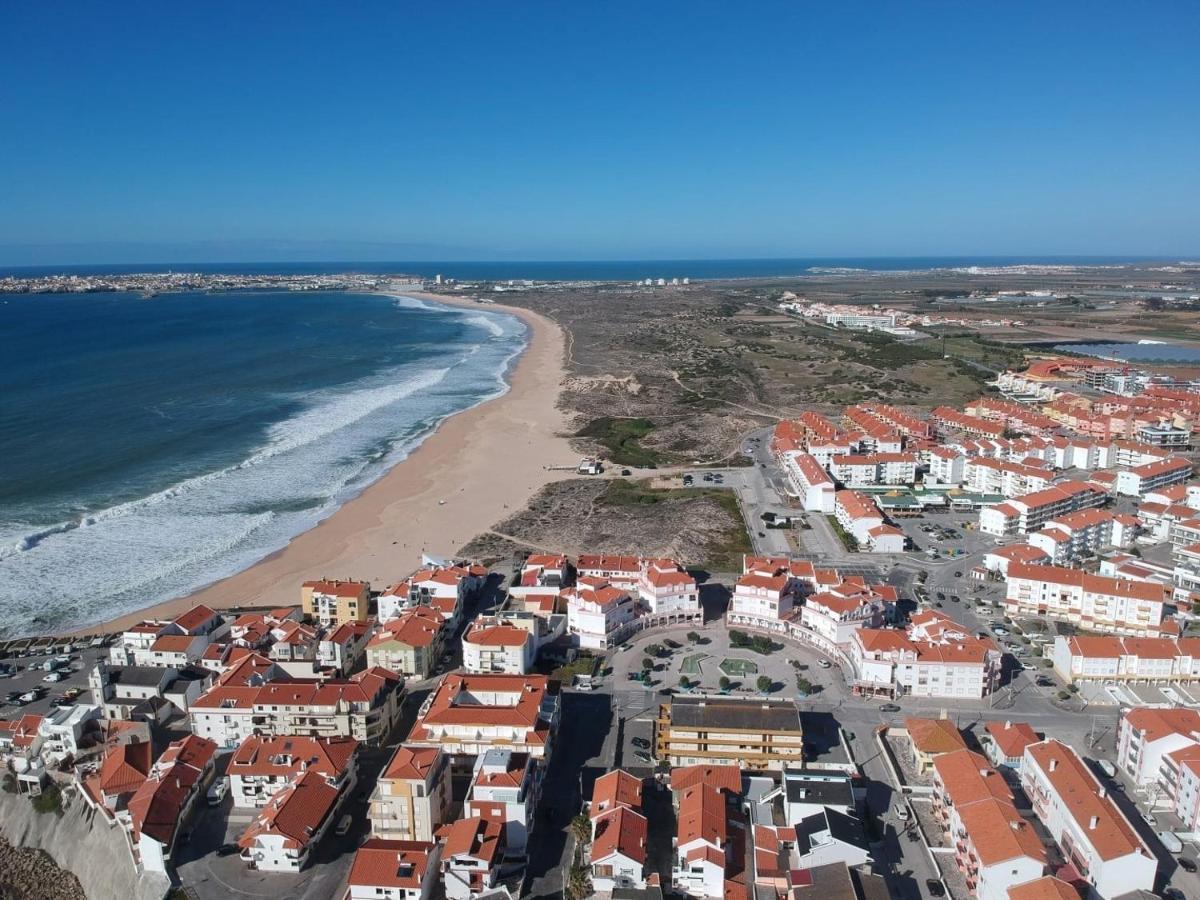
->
xmin=576 ymin=417 xmax=662 ymax=466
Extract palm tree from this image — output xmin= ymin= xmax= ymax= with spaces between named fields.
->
xmin=566 ymin=864 xmax=593 ymax=900
xmin=570 ymin=812 xmax=592 ymax=846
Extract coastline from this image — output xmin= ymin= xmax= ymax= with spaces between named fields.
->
xmin=70 ymin=290 xmax=575 ymax=635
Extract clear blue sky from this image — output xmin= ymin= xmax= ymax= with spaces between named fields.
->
xmin=3 ymin=1 xmax=1198 ymax=264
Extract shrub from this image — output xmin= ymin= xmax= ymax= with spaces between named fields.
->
xmin=687 ymin=631 xmax=701 ymax=644
xmin=719 ymin=676 xmax=731 ymax=691
xmin=756 ymin=675 xmax=772 ymax=693
xmin=31 ymin=783 xmax=63 ymax=817
xmin=795 ymin=676 xmax=812 ymax=694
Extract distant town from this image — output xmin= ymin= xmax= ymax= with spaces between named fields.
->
xmin=6 ymin=309 xmax=1200 ymax=900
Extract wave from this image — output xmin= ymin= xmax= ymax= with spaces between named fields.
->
xmin=0 ymin=304 xmax=529 ymax=637
xmin=1 ymin=363 xmax=454 ymax=562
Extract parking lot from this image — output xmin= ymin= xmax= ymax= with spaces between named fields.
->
xmin=1 ymin=636 xmax=115 ymax=718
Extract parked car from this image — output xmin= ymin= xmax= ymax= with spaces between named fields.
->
xmin=894 ymin=803 xmax=910 ymax=821
xmin=207 ymin=779 xmax=228 ymax=806
xmin=634 ymin=750 xmax=653 ymax=763
xmin=879 ymin=703 xmax=901 ymax=713
xmin=632 ymin=737 xmax=651 ymax=749
xmin=817 ymin=659 xmax=832 ymax=669
xmin=335 ymin=814 xmax=353 ymax=837
xmin=43 ymin=672 xmax=66 ymax=683
xmin=925 ymin=880 xmax=946 ymax=897
xmin=1178 ymin=857 xmax=1197 ymax=873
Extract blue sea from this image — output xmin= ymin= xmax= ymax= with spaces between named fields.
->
xmin=0 ymin=290 xmax=525 ymax=638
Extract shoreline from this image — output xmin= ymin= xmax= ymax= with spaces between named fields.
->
xmin=69 ymin=289 xmax=575 ymax=635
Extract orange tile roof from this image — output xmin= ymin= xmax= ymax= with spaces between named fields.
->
xmin=591 ymin=769 xmax=643 ymax=815
xmin=905 ymin=718 xmax=967 ymax=755
xmin=441 ymin=816 xmax=504 ymax=863
xmin=955 ymin=797 xmax=1047 ymax=867
xmin=1006 ymin=562 xmax=1171 ymax=603
xmin=348 ymin=838 xmax=436 ymax=889
xmin=381 ymin=744 xmax=443 ymax=782
xmin=228 ymin=734 xmax=357 ymax=779
xmin=984 ymin=720 xmax=1040 ymax=760
xmin=1026 ymin=740 xmax=1147 ymax=861
xmin=670 ymin=764 xmax=742 ymax=794
xmin=172 ymin=604 xmax=218 ymax=632
xmin=933 ymin=749 xmax=1013 ymax=808
xmin=591 ymin=805 xmax=648 ymax=863
xmin=149 ymin=634 xmax=197 ymax=653
xmin=1007 ymin=876 xmax=1083 ymax=900
xmin=463 ymin=624 xmax=530 ymax=647
xmin=677 ymin=783 xmax=727 ymax=847
xmin=302 ymin=579 xmax=368 ymax=597
xmin=411 ymin=674 xmax=549 ymax=732
xmin=238 ymin=768 xmax=340 ymax=851
xmin=98 ymin=740 xmax=153 ymax=798
xmin=1123 ymin=707 xmax=1200 ymax=744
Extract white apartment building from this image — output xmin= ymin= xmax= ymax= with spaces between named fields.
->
xmin=848 ymin=617 xmax=1002 ymax=700
xmin=1049 ymin=634 xmax=1200 ymax=684
xmin=466 ymin=748 xmax=540 ymax=856
xmin=1004 ymin=563 xmax=1168 ymax=635
xmin=636 ymin=558 xmax=701 ymax=624
xmin=728 ymin=571 xmax=797 ymax=625
xmin=834 ymin=490 xmax=904 ymax=552
xmin=406 ymin=674 xmax=560 ymax=763
xmin=237 ymin=768 xmax=346 ymax=872
xmin=189 ymin=667 xmax=403 ymax=749
xmin=1115 ymin=456 xmax=1193 ymax=498
xmin=930 ymin=749 xmax=1046 ymax=900
xmin=799 ymin=583 xmax=894 ymax=647
xmin=462 ymin=620 xmax=536 ymax=675
xmin=563 ymin=576 xmax=639 ymax=650
xmin=226 ymin=734 xmax=358 ymax=808
xmin=346 ymin=839 xmax=440 ymax=900
xmin=978 ymin=482 xmax=1108 ymax=536
xmin=926 ymin=447 xmax=965 ymax=486
xmin=1021 ymin=740 xmax=1158 ymax=898
xmin=829 ymin=452 xmax=918 ymax=487
xmin=1026 ymin=508 xmax=1135 ymax=564
xmin=781 ymin=451 xmax=837 ymax=512
xmin=964 ymin=458 xmax=1054 ymax=499
xmin=1117 ymin=708 xmax=1200 ymax=832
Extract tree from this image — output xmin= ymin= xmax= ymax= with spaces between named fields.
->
xmin=687 ymin=631 xmax=701 ymax=644
xmin=566 ymin=865 xmax=593 ymax=900
xmin=570 ymin=813 xmax=592 ymax=846
xmin=642 ymin=657 xmax=654 ymax=672
xmin=719 ymin=675 xmax=732 ymax=692
xmin=756 ymin=675 xmax=772 ymax=693
xmin=795 ymin=676 xmax=812 ymax=695
xmin=679 ymin=676 xmax=690 ymax=689
xmin=647 ymin=643 xmax=662 ymax=658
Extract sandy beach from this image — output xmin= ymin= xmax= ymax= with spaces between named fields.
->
xmin=72 ymin=290 xmax=575 ymax=634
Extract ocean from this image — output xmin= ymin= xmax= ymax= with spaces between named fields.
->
xmin=0 ymin=289 xmax=525 ymax=638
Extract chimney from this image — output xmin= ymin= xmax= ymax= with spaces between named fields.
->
xmin=1004 ymin=720 xmax=1012 ymax=731
xmin=1049 ymin=758 xmax=1058 ymax=773
xmin=1099 ymin=787 xmax=1106 ymax=799
xmin=1010 ymin=821 xmax=1021 ymax=832
xmin=1089 ymin=815 xmax=1100 ymax=830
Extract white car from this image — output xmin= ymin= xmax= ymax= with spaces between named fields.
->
xmin=43 ymin=672 xmax=66 ymax=683
xmin=206 ymin=779 xmax=228 ymax=806
xmin=895 ymin=803 xmax=910 ymax=821
xmin=817 ymin=659 xmax=832 ymax=669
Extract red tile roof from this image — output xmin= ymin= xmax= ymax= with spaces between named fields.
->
xmin=347 ymin=838 xmax=436 ymax=889
xmin=238 ymin=768 xmax=341 ymax=851
xmin=592 ymin=805 xmax=648 ymax=863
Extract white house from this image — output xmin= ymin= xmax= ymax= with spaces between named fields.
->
xmin=346 ymin=839 xmax=440 ymax=900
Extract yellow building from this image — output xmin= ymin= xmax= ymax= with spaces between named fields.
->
xmin=301 ymin=579 xmax=370 ymax=627
xmin=369 ymin=744 xmax=451 ymax=842
xmin=654 ymin=695 xmax=804 ymax=770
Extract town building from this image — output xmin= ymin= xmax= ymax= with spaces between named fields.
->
xmin=1021 ymin=740 xmax=1157 ymax=897
xmin=462 ymin=619 xmax=537 ymax=675
xmin=406 ymin=674 xmax=560 ymax=764
xmin=365 ymin=606 xmax=445 ymax=679
xmin=930 ymin=749 xmax=1046 ymax=900
xmin=439 ymin=816 xmax=506 ymax=900
xmin=128 ymin=735 xmax=218 ymax=875
xmin=237 ymin=768 xmax=347 ymax=871
xmin=301 ymin=579 xmax=370 ymax=628
xmin=345 ymin=839 xmax=441 ymax=900
xmin=1004 ymin=563 xmax=1168 ymax=635
xmin=466 ymin=748 xmax=540 ymax=857
xmin=563 ymin=576 xmax=639 ymax=650
xmin=225 ymin=734 xmax=358 ymax=809
xmin=588 ymin=770 xmax=648 ymax=892
xmin=781 ymin=451 xmax=837 ymax=513
xmin=978 ymin=483 xmax=1106 ymax=536
xmin=654 ymin=695 xmax=804 ymax=770
xmin=189 ymin=667 xmax=403 ymax=748
xmin=370 ymin=744 xmax=452 ymax=843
